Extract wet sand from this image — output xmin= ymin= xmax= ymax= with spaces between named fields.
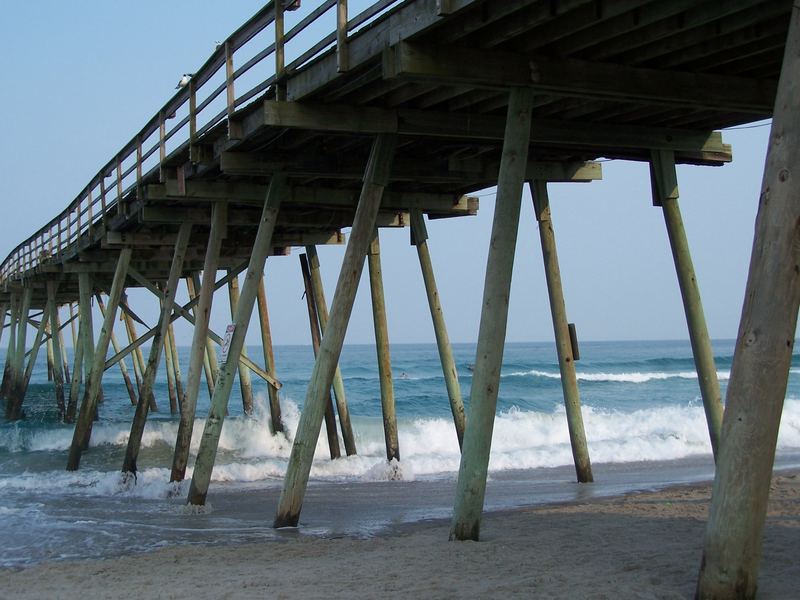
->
xmin=1 ymin=472 xmax=798 ymax=599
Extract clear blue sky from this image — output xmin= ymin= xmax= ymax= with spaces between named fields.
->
xmin=0 ymin=1 xmax=777 ymax=347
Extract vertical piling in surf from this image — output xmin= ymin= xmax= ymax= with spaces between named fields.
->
xmin=18 ymin=298 xmax=50 ymax=406
xmin=164 ymin=321 xmax=179 ymax=414
xmin=5 ymin=287 xmax=32 ymax=420
xmin=57 ymin=310 xmax=70 ymax=383
xmin=123 ymin=224 xmax=191 ymax=476
xmin=530 ymin=180 xmax=593 ymax=483
xmin=274 ymin=134 xmax=396 ymax=528
xmin=67 ymin=248 xmax=132 ymax=470
xmin=68 ymin=303 xmax=79 ymax=383
xmin=650 ymin=149 xmax=723 ymax=462
xmin=122 ymin=303 xmax=155 ymax=411
xmin=187 ymin=174 xmax=284 ymax=505
xmin=300 ymin=253 xmax=342 ymax=460
xmin=367 ymin=231 xmax=399 ymax=462
xmin=256 ymin=275 xmax=283 ymax=434
xmin=450 ymin=88 xmax=533 ymax=542
xmin=168 ymin=321 xmax=185 ymax=412
xmin=46 ymin=318 xmax=55 ymax=382
xmin=305 ymin=245 xmax=356 ymax=454
xmin=696 ymin=6 xmax=800 ymax=597
xmin=47 ymin=282 xmax=67 ymax=420
xmin=227 ymin=272 xmax=255 ymax=415
xmin=171 ymin=206 xmax=226 ymax=483
xmin=79 ymin=273 xmax=98 ymax=413
xmin=0 ymin=293 xmax=20 ymax=402
xmin=410 ymin=209 xmax=465 ymax=451
xmin=96 ymin=294 xmax=137 ymax=406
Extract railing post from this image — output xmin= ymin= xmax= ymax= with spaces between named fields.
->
xmin=337 ymin=0 xmax=349 ymax=72
xmin=189 ymin=79 xmax=199 ymax=162
xmin=275 ymin=0 xmax=286 ymax=100
xmin=159 ymin=110 xmax=167 ymax=180
xmin=100 ymin=175 xmax=107 ymax=227
xmin=225 ymin=41 xmax=242 ymax=140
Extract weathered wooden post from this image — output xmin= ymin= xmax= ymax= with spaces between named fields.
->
xmin=47 ymin=282 xmax=67 ymax=420
xmin=67 ymin=248 xmax=132 ymax=470
xmin=168 ymin=321 xmax=185 ymax=410
xmin=123 ymin=224 xmax=191 ymax=476
xmin=164 ymin=325 xmax=179 ymax=414
xmin=17 ymin=300 xmax=50 ymax=407
xmin=0 ymin=293 xmax=19 ymax=401
xmin=57 ymin=311 xmax=70 ymax=383
xmin=256 ymin=275 xmax=283 ymax=434
xmin=5 ymin=287 xmax=32 ymax=419
xmin=274 ymin=134 xmax=396 ymax=527
xmin=696 ymin=6 xmax=800 ymax=598
xmin=171 ymin=206 xmax=226 ymax=483
xmin=122 ymin=303 xmax=156 ymax=411
xmin=410 ymin=209 xmax=465 ymax=450
xmin=227 ymin=272 xmax=255 ymax=415
xmin=96 ymin=294 xmax=137 ymax=405
xmin=78 ymin=274 xmax=97 ymax=412
xmin=305 ymin=245 xmax=356 ymax=455
xmin=66 ymin=302 xmax=86 ymax=423
xmin=300 ymin=253 xmax=341 ymax=460
xmin=187 ymin=174 xmax=285 ymax=505
xmin=68 ymin=303 xmax=79 ymax=382
xmin=46 ymin=319 xmax=55 ymax=382
xmin=368 ymin=231 xmax=399 ymax=461
xmin=450 ymin=88 xmax=533 ymax=542
xmin=650 ymin=149 xmax=723 ymax=461
xmin=530 ymin=180 xmax=593 ymax=482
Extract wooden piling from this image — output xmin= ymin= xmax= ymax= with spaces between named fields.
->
xmin=187 ymin=273 xmax=218 ymax=397
xmin=696 ymin=6 xmax=800 ymax=597
xmin=227 ymin=272 xmax=255 ymax=415
xmin=47 ymin=282 xmax=66 ymax=420
xmin=78 ymin=273 xmax=97 ymax=414
xmin=530 ymin=180 xmax=593 ymax=483
xmin=450 ymin=88 xmax=533 ymax=542
xmin=5 ymin=288 xmax=32 ymax=419
xmin=46 ymin=319 xmax=55 ymax=382
xmin=368 ymin=231 xmax=399 ymax=461
xmin=96 ymin=294 xmax=137 ymax=406
xmin=123 ymin=224 xmax=191 ymax=476
xmin=164 ymin=322 xmax=179 ymax=414
xmin=187 ymin=174 xmax=284 ymax=505
xmin=274 ymin=135 xmax=396 ymax=528
xmin=19 ymin=299 xmax=50 ymax=403
xmin=68 ymin=303 xmax=78 ymax=381
xmin=300 ymin=253 xmax=342 ymax=460
xmin=171 ymin=207 xmax=226 ymax=483
xmin=256 ymin=275 xmax=283 ymax=434
xmin=168 ymin=322 xmax=185 ymax=411
xmin=0 ymin=293 xmax=19 ymax=401
xmin=651 ymin=149 xmax=723 ymax=462
xmin=67 ymin=248 xmax=132 ymax=470
xmin=410 ymin=209 xmax=465 ymax=450
xmin=57 ymin=311 xmax=70 ymax=383
xmin=305 ymin=245 xmax=356 ymax=455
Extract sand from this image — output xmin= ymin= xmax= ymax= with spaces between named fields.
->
xmin=1 ymin=473 xmax=798 ymax=599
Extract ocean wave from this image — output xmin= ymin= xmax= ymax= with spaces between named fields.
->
xmin=502 ymin=369 xmax=731 ymax=383
xmin=2 ymin=395 xmax=799 ymax=498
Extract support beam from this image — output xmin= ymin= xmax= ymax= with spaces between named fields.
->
xmin=122 ymin=303 xmax=155 ymax=411
xmin=368 ymin=231 xmax=399 ymax=462
xmin=46 ymin=319 xmax=55 ymax=382
xmin=168 ymin=321 xmax=185 ymax=412
xmin=188 ymin=174 xmax=285 ymax=505
xmin=123 ymin=224 xmax=191 ymax=476
xmin=227 ymin=272 xmax=255 ymax=415
xmin=696 ymin=6 xmax=800 ymax=597
xmin=410 ymin=209 xmax=465 ymax=450
xmin=96 ymin=294 xmax=137 ymax=406
xmin=256 ymin=275 xmax=283 ymax=434
xmin=305 ymin=245 xmax=356 ymax=455
xmin=650 ymin=149 xmax=723 ymax=461
xmin=19 ymin=299 xmax=50 ymax=402
xmin=67 ymin=302 xmax=86 ymax=422
xmin=300 ymin=253 xmax=341 ymax=460
xmin=530 ymin=180 xmax=593 ymax=483
xmin=66 ymin=249 xmax=132 ymax=471
xmin=57 ymin=312 xmax=70 ymax=384
xmin=274 ymin=134 xmax=396 ymax=528
xmin=450 ymin=88 xmax=533 ymax=541
xmin=47 ymin=282 xmax=66 ymax=420
xmin=171 ymin=206 xmax=226 ymax=483
xmin=383 ymin=41 xmax=776 ymax=114
xmin=5 ymin=288 xmax=32 ymax=420
xmin=163 ymin=316 xmax=179 ymax=415
xmin=0 ymin=293 xmax=19 ymax=401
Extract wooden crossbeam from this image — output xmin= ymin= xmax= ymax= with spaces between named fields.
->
xmin=102 ymin=230 xmax=344 ymax=248
xmin=382 ymin=41 xmax=776 ymax=114
xmin=255 ymin=100 xmax=731 ymax=163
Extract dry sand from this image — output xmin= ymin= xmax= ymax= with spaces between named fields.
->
xmin=1 ymin=473 xmax=798 ymax=599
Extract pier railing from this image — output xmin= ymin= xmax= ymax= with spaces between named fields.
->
xmin=0 ymin=0 xmax=402 ymax=285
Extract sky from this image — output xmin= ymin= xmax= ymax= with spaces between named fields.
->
xmin=0 ymin=1 xmax=778 ymax=348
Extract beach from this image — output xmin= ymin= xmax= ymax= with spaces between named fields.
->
xmin=1 ymin=471 xmax=797 ymax=599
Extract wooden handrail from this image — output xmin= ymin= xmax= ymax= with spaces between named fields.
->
xmin=0 ymin=0 xmax=404 ymax=283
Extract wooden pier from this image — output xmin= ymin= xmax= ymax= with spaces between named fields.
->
xmin=1 ymin=1 xmax=797 ymax=596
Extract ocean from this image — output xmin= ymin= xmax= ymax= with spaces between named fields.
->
xmin=1 ymin=339 xmax=799 ymax=567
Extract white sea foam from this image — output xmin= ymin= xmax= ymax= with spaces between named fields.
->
xmin=504 ymin=369 xmax=731 ymax=383
xmin=2 ymin=396 xmax=799 ymax=498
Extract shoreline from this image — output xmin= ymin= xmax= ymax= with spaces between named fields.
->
xmin=2 ymin=471 xmax=797 ymax=599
